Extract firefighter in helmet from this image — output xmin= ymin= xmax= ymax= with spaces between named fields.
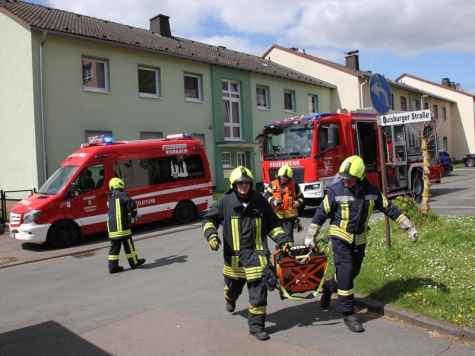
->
xmin=305 ymin=156 xmax=418 ymax=332
xmin=202 ymin=166 xmax=292 ymax=341
xmin=264 ymin=165 xmax=304 ymax=241
xmin=107 ymin=177 xmax=146 ymax=274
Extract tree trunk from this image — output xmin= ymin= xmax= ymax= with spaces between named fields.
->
xmin=420 ymin=138 xmax=431 ymax=214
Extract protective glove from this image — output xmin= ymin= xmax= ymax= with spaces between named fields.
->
xmin=208 ymin=235 xmax=221 ymax=251
xmin=304 ymin=224 xmax=320 ymax=247
xmin=408 ymin=226 xmax=418 ymax=242
xmin=262 ymin=264 xmax=279 ymax=292
xmin=281 ymin=241 xmax=294 ymax=251
xmin=274 ymin=199 xmax=283 ymax=208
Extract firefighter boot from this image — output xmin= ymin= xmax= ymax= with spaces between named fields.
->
xmin=320 ymin=287 xmax=332 ymax=309
xmin=225 ymin=298 xmax=236 ymax=313
xmin=343 ymin=314 xmax=364 ymax=332
xmin=131 ymin=258 xmax=146 ymax=269
xmin=109 ymin=266 xmax=124 ymax=274
xmin=249 ymin=330 xmax=270 ymax=341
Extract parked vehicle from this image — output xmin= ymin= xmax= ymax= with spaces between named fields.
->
xmin=9 ymin=133 xmax=213 ymax=248
xmin=258 ymin=109 xmax=442 ymax=207
xmin=439 ymin=150 xmax=453 ymax=176
xmin=463 ymin=153 xmax=475 ymax=167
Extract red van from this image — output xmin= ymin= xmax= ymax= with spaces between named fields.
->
xmin=9 ymin=133 xmax=213 ymax=248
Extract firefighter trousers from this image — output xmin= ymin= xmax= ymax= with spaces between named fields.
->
xmin=224 ymin=276 xmax=268 ymax=333
xmin=281 ymin=217 xmax=296 ymax=242
xmin=108 ymin=235 xmax=140 ymax=271
xmin=325 ymin=237 xmax=366 ymax=314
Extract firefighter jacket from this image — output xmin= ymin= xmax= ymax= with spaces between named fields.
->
xmin=310 ymin=178 xmax=406 ymax=245
xmin=264 ymin=179 xmax=304 ymax=219
xmin=107 ymin=189 xmax=138 ymax=239
xmin=202 ymin=189 xmax=291 ymax=281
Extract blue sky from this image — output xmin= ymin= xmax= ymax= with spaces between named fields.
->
xmin=29 ymin=0 xmax=475 ymax=94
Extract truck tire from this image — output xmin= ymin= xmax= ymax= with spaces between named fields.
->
xmin=173 ymin=201 xmax=196 ymax=224
xmin=444 ymin=165 xmax=452 ymax=177
xmin=412 ymin=173 xmax=424 ymax=198
xmin=465 ymin=158 xmax=475 ymax=167
xmin=48 ymin=220 xmax=79 ymax=248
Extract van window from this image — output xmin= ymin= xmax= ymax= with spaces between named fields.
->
xmin=73 ymin=164 xmax=105 ymax=193
xmin=38 ymin=166 xmax=78 ymax=194
xmin=114 ymin=154 xmax=205 ymax=189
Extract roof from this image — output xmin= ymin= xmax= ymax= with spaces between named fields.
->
xmin=0 ymin=0 xmax=335 ymax=89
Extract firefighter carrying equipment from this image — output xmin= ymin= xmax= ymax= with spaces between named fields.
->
xmin=262 ymin=264 xmax=279 ymax=291
xmin=339 ymin=155 xmax=365 ymax=180
xmin=107 ymin=189 xmax=138 ymax=239
xmin=268 ymin=178 xmax=302 ymax=219
xmin=109 ymin=177 xmax=125 ymax=190
xmin=229 ymin=166 xmax=254 ymax=189
xmin=277 ymin=165 xmax=293 ymax=179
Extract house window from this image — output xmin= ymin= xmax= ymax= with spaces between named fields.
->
xmin=82 ymin=58 xmax=108 ymax=92
xmin=223 ymin=80 xmax=241 ymax=140
xmin=222 ymin=152 xmax=232 ymax=168
xmin=412 ymin=99 xmax=420 ymax=111
xmin=424 ymin=102 xmax=429 ymax=110
xmin=140 ymin=132 xmax=162 ymax=140
xmin=308 ymin=94 xmax=318 ymax=113
xmin=443 ymin=136 xmax=448 ymax=151
xmin=256 ymin=85 xmax=269 ymax=109
xmin=391 ymin=94 xmax=394 ymax=110
xmin=284 ymin=90 xmax=295 ymax=112
xmin=433 ymin=104 xmax=438 ymax=120
xmin=237 ymin=152 xmax=246 ymax=167
xmin=85 ymin=130 xmax=112 ymax=143
xmin=138 ymin=67 xmax=160 ymax=98
xmin=442 ymin=107 xmax=447 ymax=121
xmin=400 ymin=96 xmax=407 ymax=111
xmin=184 ymin=73 xmax=202 ymax=101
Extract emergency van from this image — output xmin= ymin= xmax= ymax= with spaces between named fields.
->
xmin=9 ymin=133 xmax=213 ymax=248
xmin=258 ymin=109 xmax=442 ymax=208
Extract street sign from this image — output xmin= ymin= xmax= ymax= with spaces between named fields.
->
xmin=377 ymin=109 xmax=431 ymax=126
xmin=370 ymin=73 xmax=392 ymax=114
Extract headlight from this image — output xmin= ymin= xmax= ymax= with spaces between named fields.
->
xmin=23 ymin=210 xmax=42 ymax=224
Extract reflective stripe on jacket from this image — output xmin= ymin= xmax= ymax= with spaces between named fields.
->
xmin=107 ymin=189 xmax=138 ymax=239
xmin=264 ymin=179 xmax=303 ymax=219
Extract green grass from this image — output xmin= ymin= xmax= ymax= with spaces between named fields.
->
xmin=306 ymin=212 xmax=475 ymax=329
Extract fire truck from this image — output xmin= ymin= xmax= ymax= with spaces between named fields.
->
xmin=258 ymin=109 xmax=442 ymax=208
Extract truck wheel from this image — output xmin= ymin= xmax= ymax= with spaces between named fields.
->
xmin=444 ymin=165 xmax=452 ymax=176
xmin=48 ymin=221 xmax=78 ymax=248
xmin=412 ymin=173 xmax=424 ymax=198
xmin=465 ymin=158 xmax=475 ymax=167
xmin=173 ymin=201 xmax=196 ymax=224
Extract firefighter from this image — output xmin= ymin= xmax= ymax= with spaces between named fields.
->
xmin=202 ymin=166 xmax=292 ymax=341
xmin=265 ymin=165 xmax=304 ymax=241
xmin=107 ymin=178 xmax=146 ymax=274
xmin=305 ymin=156 xmax=418 ymax=332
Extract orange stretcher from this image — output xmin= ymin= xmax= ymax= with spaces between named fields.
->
xmin=274 ymin=244 xmax=328 ymax=301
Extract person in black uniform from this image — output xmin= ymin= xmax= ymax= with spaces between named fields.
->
xmin=202 ymin=166 xmax=292 ymax=341
xmin=305 ymin=156 xmax=418 ymax=332
xmin=107 ymin=177 xmax=146 ymax=274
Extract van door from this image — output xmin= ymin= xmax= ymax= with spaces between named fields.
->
xmin=355 ymin=121 xmax=380 ymax=187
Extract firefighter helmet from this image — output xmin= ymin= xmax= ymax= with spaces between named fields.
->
xmin=277 ymin=165 xmax=293 ymax=179
xmin=109 ymin=177 xmax=125 ymax=190
xmin=229 ymin=166 xmax=254 ymax=189
xmin=339 ymin=156 xmax=365 ymax=180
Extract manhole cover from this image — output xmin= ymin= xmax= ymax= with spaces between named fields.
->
xmin=0 ymin=257 xmax=19 ymax=266
xmin=71 ymin=251 xmax=98 ymax=259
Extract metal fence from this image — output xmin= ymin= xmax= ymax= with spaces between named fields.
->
xmin=0 ymin=189 xmax=35 ymax=226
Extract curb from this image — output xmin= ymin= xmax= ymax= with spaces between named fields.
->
xmin=355 ymin=294 xmax=475 ymax=341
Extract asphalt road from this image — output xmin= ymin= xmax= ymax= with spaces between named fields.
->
xmin=1 ymin=168 xmax=475 ymax=355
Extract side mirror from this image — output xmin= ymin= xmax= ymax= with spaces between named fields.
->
xmin=69 ymin=183 xmax=78 ymax=196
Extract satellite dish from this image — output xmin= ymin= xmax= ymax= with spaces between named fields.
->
xmin=455 ymin=83 xmax=461 ymax=90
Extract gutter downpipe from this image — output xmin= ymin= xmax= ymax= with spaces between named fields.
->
xmin=360 ymin=76 xmax=368 ymax=108
xmin=40 ymin=30 xmax=48 ymax=182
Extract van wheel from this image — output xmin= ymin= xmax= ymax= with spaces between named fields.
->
xmin=48 ymin=221 xmax=78 ymax=248
xmin=173 ymin=201 xmax=196 ymax=224
xmin=412 ymin=173 xmax=424 ymax=199
xmin=444 ymin=165 xmax=452 ymax=176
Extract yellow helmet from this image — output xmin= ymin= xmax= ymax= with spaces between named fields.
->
xmin=229 ymin=166 xmax=254 ymax=188
xmin=339 ymin=156 xmax=365 ymax=180
xmin=277 ymin=165 xmax=293 ymax=179
xmin=109 ymin=177 xmax=125 ymax=190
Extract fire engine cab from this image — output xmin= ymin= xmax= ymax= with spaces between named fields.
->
xmin=258 ymin=109 xmax=442 ymax=208
xmin=9 ymin=133 xmax=213 ymax=248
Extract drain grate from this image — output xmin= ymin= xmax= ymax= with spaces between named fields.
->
xmin=71 ymin=251 xmax=98 ymax=259
xmin=0 ymin=257 xmax=19 ymax=266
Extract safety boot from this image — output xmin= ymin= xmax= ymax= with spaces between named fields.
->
xmin=320 ymin=287 xmax=332 ymax=309
xmin=225 ymin=298 xmax=236 ymax=313
xmin=132 ymin=258 xmax=146 ymax=269
xmin=109 ymin=266 xmax=124 ymax=274
xmin=249 ymin=330 xmax=269 ymax=341
xmin=343 ymin=315 xmax=364 ymax=332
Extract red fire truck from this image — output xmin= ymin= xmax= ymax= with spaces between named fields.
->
xmin=258 ymin=109 xmax=442 ymax=208
xmin=9 ymin=133 xmax=213 ymax=248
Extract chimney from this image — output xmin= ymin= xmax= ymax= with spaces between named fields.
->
xmin=344 ymin=50 xmax=359 ymax=70
xmin=150 ymin=14 xmax=171 ymax=37
xmin=290 ymin=47 xmax=299 ymax=51
xmin=441 ymin=78 xmax=450 ymax=87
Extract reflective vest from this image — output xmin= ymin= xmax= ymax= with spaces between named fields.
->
xmin=270 ymin=179 xmax=298 ymax=219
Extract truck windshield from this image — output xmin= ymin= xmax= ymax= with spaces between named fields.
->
xmin=38 ymin=166 xmax=79 ymax=194
xmin=264 ymin=128 xmax=313 ymax=159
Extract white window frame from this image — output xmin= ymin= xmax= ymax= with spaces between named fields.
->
xmin=237 ymin=152 xmax=246 ymax=167
xmin=308 ymin=94 xmax=318 ymax=113
xmin=184 ymin=73 xmax=202 ymax=102
xmin=256 ymin=85 xmax=269 ymax=109
xmin=138 ymin=66 xmax=160 ymax=98
xmin=222 ymin=152 xmax=232 ymax=168
xmin=223 ymin=80 xmax=242 ymax=141
xmin=284 ymin=90 xmax=295 ymax=112
xmin=82 ymin=58 xmax=109 ymax=93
